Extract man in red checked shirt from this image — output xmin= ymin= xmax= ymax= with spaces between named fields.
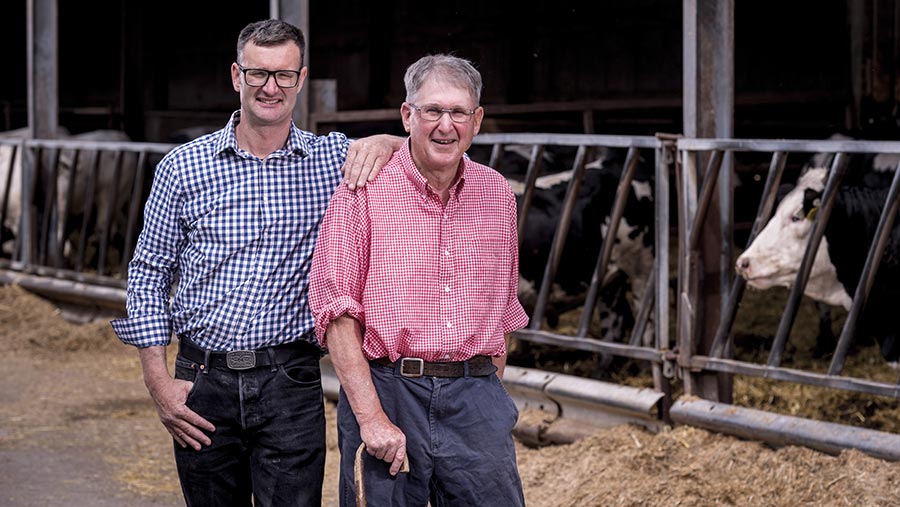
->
xmin=309 ymin=54 xmax=529 ymax=507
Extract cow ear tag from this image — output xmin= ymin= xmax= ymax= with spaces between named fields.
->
xmin=806 ymin=201 xmax=820 ymax=222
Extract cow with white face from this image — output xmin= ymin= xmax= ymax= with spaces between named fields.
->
xmin=736 ymin=167 xmax=900 ymax=366
xmin=736 ymin=168 xmax=851 ymax=309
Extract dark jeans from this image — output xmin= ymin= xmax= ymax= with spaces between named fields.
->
xmin=337 ymin=364 xmax=524 ymax=507
xmin=173 ymin=351 xmax=326 ymax=507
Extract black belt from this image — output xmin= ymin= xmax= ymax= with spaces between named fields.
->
xmin=371 ymin=355 xmax=496 ymax=378
xmin=178 ymin=337 xmax=321 ymax=371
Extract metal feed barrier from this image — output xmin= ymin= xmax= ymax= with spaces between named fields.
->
xmin=3 ymin=132 xmax=900 ymax=459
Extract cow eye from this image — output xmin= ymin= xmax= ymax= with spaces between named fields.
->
xmin=790 ymin=214 xmax=803 ymax=223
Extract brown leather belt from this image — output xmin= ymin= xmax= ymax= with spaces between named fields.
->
xmin=370 ymin=355 xmax=496 ymax=378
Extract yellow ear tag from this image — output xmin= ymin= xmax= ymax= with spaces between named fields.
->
xmin=805 ymin=206 xmax=819 ymax=222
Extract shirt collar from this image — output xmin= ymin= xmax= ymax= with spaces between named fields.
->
xmin=213 ymin=110 xmax=309 ymax=158
xmin=397 ymin=140 xmax=468 ymax=197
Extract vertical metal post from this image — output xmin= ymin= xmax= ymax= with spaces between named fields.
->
xmin=276 ymin=0 xmax=310 ymax=131
xmin=27 ymin=0 xmax=58 ymax=139
xmin=682 ymin=0 xmax=734 ymax=401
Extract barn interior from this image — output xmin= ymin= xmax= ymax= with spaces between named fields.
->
xmin=2 ymin=0 xmax=895 ymax=143
xmin=3 ymin=0 xmax=900 ymax=459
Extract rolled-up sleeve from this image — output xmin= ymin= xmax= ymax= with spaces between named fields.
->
xmin=309 ymin=183 xmax=370 ymax=348
xmin=110 ymin=156 xmax=185 ymax=348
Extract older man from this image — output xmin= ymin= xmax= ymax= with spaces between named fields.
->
xmin=310 ymin=54 xmax=528 ymax=507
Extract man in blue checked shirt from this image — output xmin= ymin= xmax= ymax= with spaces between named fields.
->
xmin=110 ymin=19 xmax=404 ymax=507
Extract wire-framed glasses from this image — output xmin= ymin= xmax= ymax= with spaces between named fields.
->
xmin=408 ymin=103 xmax=477 ymax=123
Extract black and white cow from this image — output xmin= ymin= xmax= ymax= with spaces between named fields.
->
xmin=735 ymin=167 xmax=900 ymax=367
xmin=511 ymin=148 xmax=655 ymax=347
xmin=0 ymin=128 xmax=136 ymax=262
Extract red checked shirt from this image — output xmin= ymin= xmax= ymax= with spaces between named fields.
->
xmin=309 ymin=142 xmax=529 ymax=362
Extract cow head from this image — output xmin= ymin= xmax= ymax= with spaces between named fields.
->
xmin=735 ymin=168 xmax=852 ymax=310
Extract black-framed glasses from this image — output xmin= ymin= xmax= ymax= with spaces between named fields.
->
xmin=408 ymin=103 xmax=477 ymax=123
xmin=237 ymin=64 xmax=302 ymax=88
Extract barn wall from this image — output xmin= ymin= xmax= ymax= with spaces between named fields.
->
xmin=0 ymin=0 xmax=884 ymax=141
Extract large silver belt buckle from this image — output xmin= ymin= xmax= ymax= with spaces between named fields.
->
xmin=226 ymin=350 xmax=256 ymax=370
xmin=400 ymin=357 xmax=425 ymax=377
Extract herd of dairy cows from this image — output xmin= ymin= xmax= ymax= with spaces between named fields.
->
xmin=2 ymin=127 xmax=899 ymax=372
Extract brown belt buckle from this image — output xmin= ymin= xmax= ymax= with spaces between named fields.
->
xmin=400 ymin=357 xmax=425 ymax=377
xmin=226 ymin=350 xmax=256 ymax=370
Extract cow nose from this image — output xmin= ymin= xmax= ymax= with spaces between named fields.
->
xmin=736 ymin=257 xmax=750 ymax=275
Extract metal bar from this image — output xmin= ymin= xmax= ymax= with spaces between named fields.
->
xmin=629 ymin=265 xmax=656 ymax=347
xmin=0 ymin=268 xmax=125 ymax=310
xmin=687 ymin=150 xmax=724 ymax=250
xmin=678 ymin=137 xmax=900 ymax=154
xmin=516 ymin=145 xmax=545 ymax=250
xmin=576 ymin=146 xmax=640 ymax=336
xmin=671 ymin=398 xmax=900 ymax=461
xmin=0 ymin=144 xmax=18 ymax=252
xmin=677 ymin=148 xmax=698 ymax=390
xmin=474 ymin=133 xmax=660 ymax=149
xmin=828 ymin=161 xmax=900 ymax=375
xmin=514 ymin=328 xmax=663 ymax=363
xmin=120 ymin=151 xmax=148 ymax=275
xmin=654 ymin=139 xmax=674 ymax=352
xmin=38 ymin=147 xmax=60 ymax=267
xmin=27 ymin=0 xmax=58 ymax=139
xmin=0 ymin=259 xmax=127 ymax=289
xmin=529 ymin=146 xmax=587 ymax=329
xmin=58 ymin=148 xmax=81 ymax=266
xmin=75 ymin=150 xmax=99 ymax=272
xmin=653 ymin=139 xmax=674 ymax=399
xmin=96 ymin=151 xmax=124 ymax=276
xmin=488 ymin=144 xmax=504 ymax=171
xmin=709 ymin=151 xmax=788 ymax=358
xmin=768 ymin=154 xmax=849 ymax=367
xmin=19 ymin=141 xmax=34 ymax=263
xmin=24 ymin=138 xmax=175 ymax=153
xmin=691 ymin=355 xmax=900 ymax=398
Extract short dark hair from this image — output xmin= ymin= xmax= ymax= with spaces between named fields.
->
xmin=237 ymin=19 xmax=305 ymax=67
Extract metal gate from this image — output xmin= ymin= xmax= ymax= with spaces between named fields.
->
xmin=3 ymin=132 xmax=900 ymax=459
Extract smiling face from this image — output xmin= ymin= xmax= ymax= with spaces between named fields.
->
xmin=401 ymin=75 xmax=483 ymax=175
xmin=231 ymin=41 xmax=306 ymax=130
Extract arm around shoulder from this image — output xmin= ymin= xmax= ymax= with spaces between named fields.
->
xmin=342 ymin=134 xmax=406 ymax=189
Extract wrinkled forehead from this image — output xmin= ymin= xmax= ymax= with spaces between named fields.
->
xmin=413 ymin=74 xmax=477 ymax=106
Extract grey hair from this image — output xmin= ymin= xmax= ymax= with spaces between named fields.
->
xmin=237 ymin=19 xmax=305 ymax=67
xmin=404 ymin=54 xmax=482 ymax=106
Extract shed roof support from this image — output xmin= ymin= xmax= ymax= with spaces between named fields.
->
xmin=273 ymin=0 xmax=310 ymax=130
xmin=27 ymin=0 xmax=58 ymax=139
xmin=681 ymin=0 xmax=734 ymax=402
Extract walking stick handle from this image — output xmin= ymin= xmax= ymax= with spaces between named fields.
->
xmin=354 ymin=442 xmax=410 ymax=507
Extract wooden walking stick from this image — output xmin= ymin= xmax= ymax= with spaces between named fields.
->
xmin=354 ymin=442 xmax=410 ymax=507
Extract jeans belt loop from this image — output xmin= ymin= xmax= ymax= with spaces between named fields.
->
xmin=266 ymin=347 xmax=278 ymax=372
xmin=464 ymin=360 xmax=470 ymax=377
xmin=202 ymin=349 xmax=211 ymax=375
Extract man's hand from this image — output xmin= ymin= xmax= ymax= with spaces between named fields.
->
xmin=342 ymin=134 xmax=405 ymax=190
xmin=359 ymin=413 xmax=408 ymax=476
xmin=138 ymin=345 xmax=215 ymax=451
xmin=146 ymin=375 xmax=216 ymax=450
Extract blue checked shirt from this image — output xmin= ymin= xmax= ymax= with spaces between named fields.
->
xmin=110 ymin=111 xmax=348 ymax=350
